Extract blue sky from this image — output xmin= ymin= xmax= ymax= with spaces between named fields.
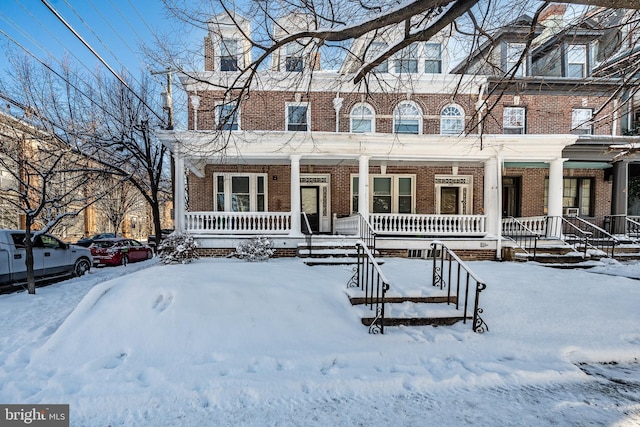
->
xmin=0 ymin=0 xmax=173 ymax=80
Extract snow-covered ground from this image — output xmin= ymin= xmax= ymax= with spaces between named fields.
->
xmin=0 ymin=257 xmax=639 ymax=426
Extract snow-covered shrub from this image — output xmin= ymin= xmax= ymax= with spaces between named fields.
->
xmin=233 ymin=236 xmax=275 ymax=262
xmin=157 ymin=232 xmax=199 ymax=264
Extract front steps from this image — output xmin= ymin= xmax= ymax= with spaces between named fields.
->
xmin=299 ymin=238 xmax=380 ymax=266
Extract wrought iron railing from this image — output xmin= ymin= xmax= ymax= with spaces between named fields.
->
xmin=430 ymin=241 xmax=488 ymax=333
xmin=370 ymin=214 xmax=486 ymax=236
xmin=301 ymin=212 xmax=313 ymax=256
xmin=347 ymin=241 xmax=389 ymax=334
xmin=550 ymin=216 xmax=618 ymax=258
xmin=604 ymin=215 xmax=640 ymax=241
xmin=357 ymin=213 xmax=376 ymax=253
xmin=185 ymin=212 xmax=291 ymax=234
xmin=501 ymin=217 xmax=539 ymax=259
xmin=545 ymin=216 xmax=590 ymax=258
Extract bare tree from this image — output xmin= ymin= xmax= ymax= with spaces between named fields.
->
xmin=94 ymin=178 xmax=143 ymax=235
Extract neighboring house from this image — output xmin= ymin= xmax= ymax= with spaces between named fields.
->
xmin=0 ymin=110 xmax=160 ymax=242
xmin=158 ymin=6 xmax=639 ymax=259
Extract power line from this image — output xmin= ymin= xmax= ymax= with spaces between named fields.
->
xmin=39 ymin=0 xmax=166 ymax=125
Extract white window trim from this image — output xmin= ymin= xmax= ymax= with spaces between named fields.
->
xmin=434 ymin=175 xmax=473 ymax=215
xmin=350 ymin=174 xmax=416 ymax=214
xmin=215 ymin=102 xmax=241 ymax=131
xmin=440 ymin=104 xmax=465 ymax=135
xmin=219 ymin=37 xmax=243 ymax=71
xmin=350 ymin=102 xmax=376 ymax=133
xmin=503 ymin=106 xmax=526 ymax=134
xmin=506 ymin=42 xmax=527 ymax=77
xmin=424 ymin=42 xmax=443 ymax=74
xmin=571 ymin=108 xmax=593 ymax=134
xmin=285 ymin=102 xmax=310 ymax=132
xmin=214 ymin=173 xmax=268 ymax=212
xmin=393 ymin=101 xmax=423 ymax=134
xmin=566 ymin=44 xmax=587 ymax=78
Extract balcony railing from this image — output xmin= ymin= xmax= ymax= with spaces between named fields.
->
xmin=185 ymin=212 xmax=291 ymax=234
xmin=370 ymin=214 xmax=486 ymax=236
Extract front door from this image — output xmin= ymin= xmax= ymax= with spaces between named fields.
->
xmin=440 ymin=187 xmax=460 ymax=214
xmin=502 ymin=177 xmax=521 ymax=217
xmin=301 ymin=186 xmax=320 ymax=233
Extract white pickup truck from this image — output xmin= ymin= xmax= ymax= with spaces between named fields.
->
xmin=0 ymin=229 xmax=93 ymax=287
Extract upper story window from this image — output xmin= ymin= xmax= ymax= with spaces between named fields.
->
xmin=350 ymin=103 xmax=375 ymax=133
xmin=220 ymin=38 xmax=240 ymax=71
xmin=393 ymin=101 xmax=422 ymax=134
xmin=395 ymin=44 xmax=419 ymax=73
xmin=286 ymin=103 xmax=309 ymax=131
xmin=571 ymin=108 xmax=593 ymax=135
xmin=506 ymin=43 xmax=526 ymax=77
xmin=369 ymin=41 xmax=388 ymax=73
xmin=440 ymin=104 xmax=464 ymax=135
xmin=503 ymin=107 xmax=526 ymax=134
xmin=285 ymin=43 xmax=304 ymax=72
xmin=424 ymin=43 xmax=442 ymax=73
xmin=216 ymin=103 xmax=239 ymax=131
xmin=566 ymin=44 xmax=587 ymax=78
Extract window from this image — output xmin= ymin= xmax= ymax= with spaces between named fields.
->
xmin=424 ymin=43 xmax=442 ymax=73
xmin=567 ymin=44 xmax=587 ymax=78
xmin=571 ymin=108 xmax=593 ymax=135
xmin=544 ymin=177 xmax=594 ymax=216
xmin=350 ymin=103 xmax=375 ymax=133
xmin=368 ymin=41 xmax=388 ymax=73
xmin=216 ymin=103 xmax=239 ymax=130
xmin=221 ymin=38 xmax=240 ymax=71
xmin=286 ymin=103 xmax=309 ymax=131
xmin=440 ymin=104 xmax=464 ymax=135
xmin=285 ymin=43 xmax=304 ymax=72
xmin=506 ymin=43 xmax=526 ymax=76
xmin=215 ymin=174 xmax=266 ymax=212
xmin=503 ymin=107 xmax=526 ymax=134
xmin=351 ymin=175 xmax=415 ymax=214
xmin=395 ymin=44 xmax=418 ymax=73
xmin=393 ymin=101 xmax=422 ymax=134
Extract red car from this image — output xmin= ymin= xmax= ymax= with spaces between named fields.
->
xmin=91 ymin=238 xmax=153 ymax=266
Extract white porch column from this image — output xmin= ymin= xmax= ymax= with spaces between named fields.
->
xmin=483 ymin=157 xmax=500 ymax=239
xmin=358 ymin=155 xmax=370 ymax=218
xmin=173 ymin=142 xmax=186 ymax=232
xmin=548 ymin=158 xmax=566 ymax=218
xmin=289 ymin=155 xmax=302 ymax=236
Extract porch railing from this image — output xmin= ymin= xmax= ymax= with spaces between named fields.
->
xmin=546 ymin=216 xmax=618 ymax=258
xmin=347 ymin=241 xmax=389 ymax=334
xmin=185 ymin=212 xmax=292 ymax=234
xmin=301 ymin=212 xmax=313 ymax=255
xmin=370 ymin=214 xmax=486 ymax=236
xmin=430 ymin=241 xmax=488 ymax=333
xmin=333 ymin=214 xmax=359 ymax=235
xmin=501 ymin=217 xmax=539 ymax=259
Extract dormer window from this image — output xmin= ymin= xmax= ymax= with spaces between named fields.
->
xmin=368 ymin=41 xmax=388 ymax=73
xmin=424 ymin=43 xmax=442 ymax=73
xmin=506 ymin=43 xmax=526 ymax=77
xmin=285 ymin=43 xmax=304 ymax=72
xmin=566 ymin=44 xmax=587 ymax=78
xmin=221 ymin=38 xmax=240 ymax=71
xmin=395 ymin=44 xmax=418 ymax=73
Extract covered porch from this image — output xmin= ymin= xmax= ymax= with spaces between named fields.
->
xmin=158 ymin=130 xmax=576 ymax=258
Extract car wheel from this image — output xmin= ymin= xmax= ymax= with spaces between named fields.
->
xmin=73 ymin=258 xmax=91 ymax=277
xmin=147 ymin=250 xmax=153 ymax=260
xmin=121 ymin=255 xmax=129 ymax=266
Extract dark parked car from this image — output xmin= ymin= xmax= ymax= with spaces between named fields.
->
xmin=147 ymin=229 xmax=174 ymax=251
xmin=90 ymin=238 xmax=153 ymax=266
xmin=76 ymin=233 xmax=116 ymax=248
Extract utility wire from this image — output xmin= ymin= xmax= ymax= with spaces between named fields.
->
xmin=40 ymin=0 xmax=166 ymax=125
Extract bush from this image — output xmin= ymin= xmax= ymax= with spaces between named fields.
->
xmin=233 ymin=236 xmax=275 ymax=262
xmin=157 ymin=232 xmax=199 ymax=264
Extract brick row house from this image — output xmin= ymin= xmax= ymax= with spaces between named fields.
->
xmin=157 ymin=6 xmax=640 ymax=259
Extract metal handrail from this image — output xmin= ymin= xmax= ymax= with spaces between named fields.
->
xmin=430 ymin=241 xmax=488 ymax=333
xmin=357 ymin=213 xmax=377 ymax=253
xmin=301 ymin=212 xmax=312 ymax=256
xmin=346 ymin=240 xmax=389 ymax=334
xmin=501 ymin=217 xmax=539 ymax=259
xmin=604 ymin=215 xmax=640 ymax=241
xmin=560 ymin=216 xmax=618 ymax=258
xmin=545 ymin=216 xmax=591 ymax=258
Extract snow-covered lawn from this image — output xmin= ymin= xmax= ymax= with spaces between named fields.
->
xmin=0 ymin=257 xmax=639 ymax=426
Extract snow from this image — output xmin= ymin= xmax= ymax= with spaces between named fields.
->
xmin=1 ymin=256 xmax=639 ymax=426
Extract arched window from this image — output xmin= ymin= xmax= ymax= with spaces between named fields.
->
xmin=393 ymin=101 xmax=422 ymax=134
xmin=350 ymin=103 xmax=375 ymax=133
xmin=440 ymin=104 xmax=464 ymax=135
